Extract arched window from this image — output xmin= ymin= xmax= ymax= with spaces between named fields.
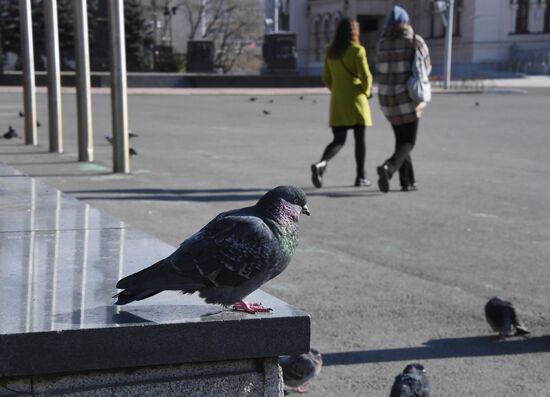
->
xmin=544 ymin=0 xmax=550 ymax=32
xmin=323 ymin=16 xmax=331 ymax=46
xmin=453 ymin=0 xmax=463 ymax=36
xmin=515 ymin=0 xmax=529 ymax=33
xmin=333 ymin=15 xmax=341 ymax=35
xmin=313 ymin=18 xmax=321 ymax=61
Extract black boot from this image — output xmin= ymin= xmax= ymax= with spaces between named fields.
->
xmin=311 ymin=162 xmax=326 ymax=188
xmin=377 ymin=165 xmax=390 ymax=193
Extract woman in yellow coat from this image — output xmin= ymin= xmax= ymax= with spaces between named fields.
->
xmin=311 ymin=18 xmax=373 ymax=188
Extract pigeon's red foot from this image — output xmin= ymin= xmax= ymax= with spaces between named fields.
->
xmin=232 ymin=300 xmax=273 ymax=314
xmin=291 ymin=385 xmax=309 ymax=394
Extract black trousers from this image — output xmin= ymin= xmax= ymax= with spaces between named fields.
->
xmin=385 ymin=119 xmax=418 ymax=188
xmin=320 ymin=125 xmax=366 ymax=179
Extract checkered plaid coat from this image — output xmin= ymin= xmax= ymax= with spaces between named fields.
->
xmin=376 ymin=26 xmax=431 ymax=125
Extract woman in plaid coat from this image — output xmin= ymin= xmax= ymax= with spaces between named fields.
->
xmin=310 ymin=18 xmax=373 ymax=189
xmin=375 ymin=6 xmax=431 ymax=193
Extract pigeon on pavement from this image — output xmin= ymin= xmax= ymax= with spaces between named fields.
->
xmin=3 ymin=126 xmax=19 ymax=139
xmin=249 ymin=97 xmax=257 ymax=102
xmin=18 ymin=111 xmax=24 ymax=117
xmin=105 ymin=135 xmax=138 ymax=157
xmin=280 ymin=348 xmax=322 ymax=394
xmin=128 ymin=130 xmax=139 ymax=138
xmin=390 ymin=363 xmax=431 ymax=397
xmin=484 ymin=296 xmax=530 ymax=338
xmin=263 ymin=109 xmax=270 ymax=115
xmin=114 ymin=185 xmax=310 ymax=313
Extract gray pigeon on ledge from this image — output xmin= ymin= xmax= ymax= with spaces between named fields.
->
xmin=390 ymin=363 xmax=431 ymax=397
xmin=114 ymin=185 xmax=310 ymax=313
xmin=484 ymin=296 xmax=530 ymax=339
xmin=280 ymin=348 xmax=322 ymax=394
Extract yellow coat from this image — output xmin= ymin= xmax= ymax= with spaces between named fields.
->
xmin=323 ymin=43 xmax=373 ymax=127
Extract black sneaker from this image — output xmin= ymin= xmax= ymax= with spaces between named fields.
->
xmin=377 ymin=165 xmax=390 ymax=193
xmin=311 ymin=163 xmax=325 ymax=188
xmin=354 ymin=177 xmax=372 ymax=187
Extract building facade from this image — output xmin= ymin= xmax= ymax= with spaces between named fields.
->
xmin=285 ymin=0 xmax=550 ymax=77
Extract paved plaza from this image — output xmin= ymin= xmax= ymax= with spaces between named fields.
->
xmin=1 ymin=84 xmax=550 ymax=396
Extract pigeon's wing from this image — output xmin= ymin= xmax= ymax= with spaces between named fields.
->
xmin=174 ymin=214 xmax=277 ymax=287
xmin=116 ymin=257 xmax=205 ymax=291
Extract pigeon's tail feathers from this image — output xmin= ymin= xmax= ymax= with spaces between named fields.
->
xmin=514 ymin=324 xmax=530 ymax=336
xmin=508 ymin=303 xmax=530 ymax=335
xmin=114 ymin=289 xmax=161 ymax=305
xmin=116 ymin=257 xmax=205 ymax=292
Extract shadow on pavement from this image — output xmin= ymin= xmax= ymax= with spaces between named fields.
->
xmin=323 ymin=335 xmax=550 ymax=366
xmin=68 ymin=187 xmax=384 ymax=202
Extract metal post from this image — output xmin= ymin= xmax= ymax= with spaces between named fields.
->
xmin=443 ymin=0 xmax=454 ymax=90
xmin=19 ymin=0 xmax=37 ymax=145
xmin=108 ymin=0 xmax=129 ymax=173
xmin=274 ymin=0 xmax=279 ymax=33
xmin=74 ymin=0 xmax=93 ymax=162
xmin=44 ymin=0 xmax=63 ymax=153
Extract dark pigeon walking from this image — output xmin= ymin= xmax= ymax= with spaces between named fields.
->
xmin=3 ymin=126 xmax=19 ymax=139
xmin=105 ymin=135 xmax=138 ymax=157
xmin=390 ymin=363 xmax=431 ymax=397
xmin=484 ymin=296 xmax=530 ymax=339
xmin=114 ymin=185 xmax=310 ymax=313
xmin=280 ymin=348 xmax=322 ymax=394
xmin=128 ymin=130 xmax=139 ymax=138
xmin=263 ymin=109 xmax=270 ymax=115
xmin=249 ymin=97 xmax=257 ymax=102
xmin=18 ymin=111 xmax=24 ymax=117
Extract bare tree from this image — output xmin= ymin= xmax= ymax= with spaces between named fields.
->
xmin=177 ymin=0 xmax=263 ymax=73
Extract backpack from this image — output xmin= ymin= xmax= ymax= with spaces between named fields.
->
xmin=407 ymin=34 xmax=431 ymax=103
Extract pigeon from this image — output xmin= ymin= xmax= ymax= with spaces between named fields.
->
xmin=390 ymin=363 xmax=431 ymax=397
xmin=18 ymin=111 xmax=24 ymax=117
xmin=128 ymin=130 xmax=139 ymax=138
xmin=280 ymin=348 xmax=322 ymax=394
xmin=475 ymin=101 xmax=480 ymax=107
xmin=268 ymin=99 xmax=274 ymax=104
xmin=114 ymin=186 xmax=310 ymax=313
xmin=129 ymin=147 xmax=138 ymax=157
xmin=249 ymin=97 xmax=257 ymax=102
xmin=484 ymin=296 xmax=530 ymax=339
xmin=263 ymin=109 xmax=270 ymax=115
xmin=37 ymin=120 xmax=41 ymax=127
xmin=299 ymin=95 xmax=304 ymax=100
xmin=3 ymin=126 xmax=19 ymax=139
xmin=104 ymin=135 xmax=113 ymax=144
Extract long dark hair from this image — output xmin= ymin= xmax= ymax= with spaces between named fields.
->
xmin=327 ymin=18 xmax=356 ymax=59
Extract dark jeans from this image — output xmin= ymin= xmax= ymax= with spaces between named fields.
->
xmin=320 ymin=125 xmax=366 ymax=179
xmin=385 ymin=120 xmax=418 ymax=188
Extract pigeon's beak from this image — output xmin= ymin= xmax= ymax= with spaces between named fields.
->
xmin=302 ymin=205 xmax=311 ymax=216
